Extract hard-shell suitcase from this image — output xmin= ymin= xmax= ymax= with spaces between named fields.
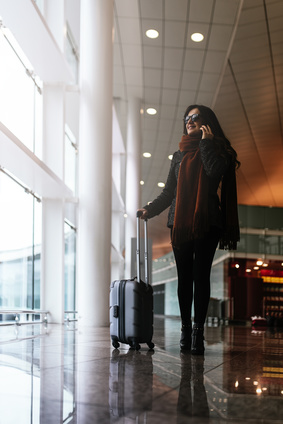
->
xmin=109 ymin=212 xmax=154 ymax=350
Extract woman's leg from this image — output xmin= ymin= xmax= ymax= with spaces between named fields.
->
xmin=193 ymin=228 xmax=220 ymax=325
xmin=173 ymin=241 xmax=194 ymax=324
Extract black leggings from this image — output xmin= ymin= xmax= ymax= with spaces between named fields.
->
xmin=172 ymin=227 xmax=220 ymax=325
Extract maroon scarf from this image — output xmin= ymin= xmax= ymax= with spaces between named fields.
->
xmin=171 ymin=134 xmax=240 ymax=249
xmin=172 ymin=135 xmax=209 ymax=248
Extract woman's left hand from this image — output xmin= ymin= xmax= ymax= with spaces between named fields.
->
xmin=200 ymin=125 xmax=214 ymax=140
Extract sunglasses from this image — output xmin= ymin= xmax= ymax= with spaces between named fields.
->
xmin=184 ymin=113 xmax=201 ymax=124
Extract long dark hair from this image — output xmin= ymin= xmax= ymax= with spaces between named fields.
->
xmin=183 ymin=104 xmax=240 ymax=168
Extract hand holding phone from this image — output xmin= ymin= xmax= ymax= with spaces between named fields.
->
xmin=200 ymin=124 xmax=214 ymax=140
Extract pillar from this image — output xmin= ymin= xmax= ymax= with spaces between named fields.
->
xmin=125 ymin=97 xmax=142 ymax=277
xmin=41 ymin=84 xmax=65 ymax=323
xmin=77 ymin=0 xmax=113 ymax=326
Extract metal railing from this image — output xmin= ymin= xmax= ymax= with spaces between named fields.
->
xmin=64 ymin=311 xmax=78 ymax=323
xmin=0 ymin=309 xmax=49 ymax=326
xmin=0 ymin=310 xmax=79 ymax=326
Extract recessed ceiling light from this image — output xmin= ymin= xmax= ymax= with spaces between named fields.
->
xmin=140 ymin=180 xmax=144 ymax=185
xmin=146 ymin=29 xmax=159 ymax=39
xmin=168 ymin=154 xmax=173 ymax=160
xmin=143 ymin=152 xmax=151 ymax=158
xmin=146 ymin=107 xmax=157 ymax=115
xmin=191 ymin=32 xmax=204 ymax=42
xmin=158 ymin=182 xmax=165 ymax=188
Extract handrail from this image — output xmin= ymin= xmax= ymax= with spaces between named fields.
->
xmin=64 ymin=310 xmax=78 ymax=323
xmin=0 ymin=310 xmax=79 ymax=326
xmin=0 ymin=309 xmax=49 ymax=326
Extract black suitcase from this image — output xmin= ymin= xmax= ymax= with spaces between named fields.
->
xmin=109 ymin=212 xmax=154 ymax=350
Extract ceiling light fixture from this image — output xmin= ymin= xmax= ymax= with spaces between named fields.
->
xmin=140 ymin=180 xmax=144 ymax=185
xmin=158 ymin=182 xmax=165 ymax=188
xmin=168 ymin=154 xmax=173 ymax=160
xmin=191 ymin=32 xmax=204 ymax=42
xmin=143 ymin=152 xmax=151 ymax=158
xmin=146 ymin=29 xmax=159 ymax=39
xmin=146 ymin=107 xmax=157 ymax=115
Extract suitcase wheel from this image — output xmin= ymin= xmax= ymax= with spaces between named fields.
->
xmin=112 ymin=340 xmax=120 ymax=349
xmin=147 ymin=341 xmax=155 ymax=350
xmin=131 ymin=341 xmax=141 ymax=351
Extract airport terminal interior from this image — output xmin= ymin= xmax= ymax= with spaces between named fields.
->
xmin=1 ymin=0 xmax=283 ymax=423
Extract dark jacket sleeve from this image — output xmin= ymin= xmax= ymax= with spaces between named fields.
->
xmin=143 ymin=152 xmax=179 ymax=219
xmin=199 ymin=138 xmax=230 ymax=179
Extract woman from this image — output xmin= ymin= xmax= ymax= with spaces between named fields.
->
xmin=138 ymin=105 xmax=240 ymax=355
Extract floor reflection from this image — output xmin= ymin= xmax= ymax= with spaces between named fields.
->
xmin=177 ymin=354 xmax=209 ymax=420
xmin=1 ymin=318 xmax=283 ymax=423
xmin=109 ymin=349 xmax=153 ymax=419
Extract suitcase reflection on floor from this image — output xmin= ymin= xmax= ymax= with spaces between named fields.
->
xmin=109 ymin=349 xmax=154 ymax=419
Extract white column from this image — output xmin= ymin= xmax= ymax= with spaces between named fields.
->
xmin=125 ymin=97 xmax=142 ymax=277
xmin=77 ymin=0 xmax=113 ymax=326
xmin=42 ymin=199 xmax=65 ymax=323
xmin=41 ymin=84 xmax=65 ymax=323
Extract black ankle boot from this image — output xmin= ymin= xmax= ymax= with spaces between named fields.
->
xmin=191 ymin=324 xmax=205 ymax=355
xmin=180 ymin=323 xmax=192 ymax=350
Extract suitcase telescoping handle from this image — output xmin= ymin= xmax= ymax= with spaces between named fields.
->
xmin=136 ymin=211 xmax=149 ymax=285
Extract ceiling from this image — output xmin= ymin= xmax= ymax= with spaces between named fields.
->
xmin=113 ymin=0 xmax=283 ymax=258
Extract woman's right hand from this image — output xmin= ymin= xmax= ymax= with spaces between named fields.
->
xmin=137 ymin=208 xmax=148 ymax=220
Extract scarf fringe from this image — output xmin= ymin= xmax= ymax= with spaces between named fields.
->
xmin=173 ymin=225 xmax=240 ymax=251
xmin=219 ymin=226 xmax=240 ymax=251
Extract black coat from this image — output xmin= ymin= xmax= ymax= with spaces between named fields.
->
xmin=144 ymin=138 xmax=231 ymax=229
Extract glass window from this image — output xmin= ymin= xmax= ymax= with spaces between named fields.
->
xmin=65 ymin=22 xmax=78 ymax=82
xmin=0 ymin=172 xmax=41 ymax=313
xmin=264 ymin=235 xmax=280 ymax=255
xmin=64 ymin=222 xmax=76 ymax=314
xmin=0 ymin=29 xmax=43 ymax=157
xmin=265 ymin=207 xmax=283 ymax=231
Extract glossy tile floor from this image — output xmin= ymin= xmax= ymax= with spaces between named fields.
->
xmin=1 ymin=317 xmax=283 ymax=423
